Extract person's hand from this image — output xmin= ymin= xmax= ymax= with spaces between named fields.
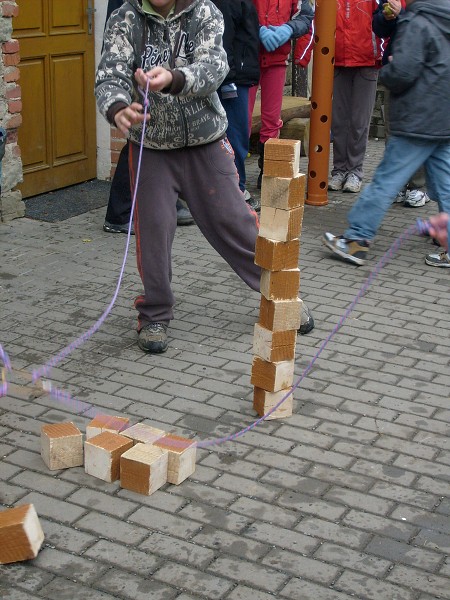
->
xmin=135 ymin=67 xmax=173 ymax=92
xmin=383 ymin=0 xmax=401 ymax=20
xmin=114 ymin=102 xmax=149 ymax=136
xmin=428 ymin=213 xmax=449 ymax=251
xmin=259 ymin=24 xmax=292 ymax=52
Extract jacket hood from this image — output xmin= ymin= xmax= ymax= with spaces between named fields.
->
xmin=128 ymin=0 xmax=197 ymax=17
xmin=409 ymin=0 xmax=450 ymax=36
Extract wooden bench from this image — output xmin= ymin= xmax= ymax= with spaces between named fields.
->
xmin=251 ymin=96 xmax=311 ymax=156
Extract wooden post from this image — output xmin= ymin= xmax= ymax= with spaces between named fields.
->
xmin=252 ymin=139 xmax=305 ymax=419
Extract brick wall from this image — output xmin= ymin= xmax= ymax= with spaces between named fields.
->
xmin=0 ymin=0 xmax=24 ymax=223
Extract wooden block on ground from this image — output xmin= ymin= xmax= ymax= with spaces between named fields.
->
xmin=264 ymin=138 xmax=301 ymax=164
xmin=86 ymin=414 xmax=130 ymax=440
xmin=0 ymin=504 xmax=44 ymax=564
xmin=259 ymin=297 xmax=302 ymax=331
xmin=254 ymin=237 xmax=300 ymax=271
xmin=251 ymin=357 xmax=295 ymax=392
xmin=259 ymin=206 xmax=303 ymax=242
xmin=253 ymin=387 xmax=293 ymax=420
xmin=120 ymin=443 xmax=168 ymax=495
xmin=261 ymin=174 xmax=305 ymax=210
xmin=120 ymin=422 xmax=166 ymax=445
xmin=84 ymin=431 xmax=133 ymax=482
xmin=253 ymin=323 xmax=297 ymax=362
xmin=154 ymin=434 xmax=196 ymax=485
xmin=260 ymin=268 xmax=300 ymax=301
xmin=41 ymin=422 xmax=83 ymax=471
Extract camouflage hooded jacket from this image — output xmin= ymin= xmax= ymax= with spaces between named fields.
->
xmin=95 ymin=0 xmax=229 ymax=149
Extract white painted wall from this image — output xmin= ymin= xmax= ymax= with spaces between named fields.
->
xmin=94 ymin=1 xmax=111 ymax=180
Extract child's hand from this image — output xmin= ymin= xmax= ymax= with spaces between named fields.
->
xmin=135 ymin=67 xmax=173 ymax=92
xmin=114 ymin=102 xmax=149 ymax=136
xmin=428 ymin=213 xmax=449 ymax=251
xmin=383 ymin=0 xmax=401 ymax=20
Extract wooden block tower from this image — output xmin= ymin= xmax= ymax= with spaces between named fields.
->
xmin=252 ymin=139 xmax=305 ymax=419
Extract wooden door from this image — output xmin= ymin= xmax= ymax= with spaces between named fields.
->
xmin=14 ymin=0 xmax=97 ymax=198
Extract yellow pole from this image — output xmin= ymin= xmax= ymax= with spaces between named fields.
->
xmin=305 ymin=0 xmax=337 ymax=206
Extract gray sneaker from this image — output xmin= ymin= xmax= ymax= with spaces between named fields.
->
xmin=425 ymin=251 xmax=450 ymax=268
xmin=342 ymin=173 xmax=362 ymax=193
xmin=298 ymin=302 xmax=315 ymax=335
xmin=404 ymin=189 xmax=430 ymax=208
xmin=138 ymin=322 xmax=169 ymax=353
xmin=328 ymin=172 xmax=347 ymax=191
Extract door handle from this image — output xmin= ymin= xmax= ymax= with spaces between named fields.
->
xmin=87 ymin=0 xmax=96 ymax=35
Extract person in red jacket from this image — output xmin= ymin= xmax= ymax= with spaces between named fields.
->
xmin=328 ymin=0 xmax=382 ymax=194
xmin=249 ymin=0 xmax=314 ymax=188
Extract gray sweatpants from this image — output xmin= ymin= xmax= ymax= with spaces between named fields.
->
xmin=129 ymin=139 xmax=261 ymax=330
xmin=331 ymin=66 xmax=378 ymax=180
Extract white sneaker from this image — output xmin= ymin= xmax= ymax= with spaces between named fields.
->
xmin=328 ymin=172 xmax=347 ymax=191
xmin=393 ymin=189 xmax=407 ymax=204
xmin=404 ymin=189 xmax=430 ymax=208
xmin=343 ymin=173 xmax=362 ymax=193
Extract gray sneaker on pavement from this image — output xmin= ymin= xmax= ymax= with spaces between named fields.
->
xmin=328 ymin=172 xmax=347 ymax=191
xmin=342 ymin=173 xmax=362 ymax=193
xmin=425 ymin=251 xmax=450 ymax=268
xmin=138 ymin=322 xmax=169 ymax=353
xmin=298 ymin=302 xmax=315 ymax=335
xmin=404 ymin=189 xmax=430 ymax=208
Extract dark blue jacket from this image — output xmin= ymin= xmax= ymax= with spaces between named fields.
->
xmin=380 ymin=0 xmax=450 ymax=140
xmin=211 ymin=0 xmax=260 ymax=87
xmin=372 ymin=0 xmax=406 ymax=64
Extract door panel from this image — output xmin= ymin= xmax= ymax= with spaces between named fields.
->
xmin=14 ymin=0 xmax=97 ymax=198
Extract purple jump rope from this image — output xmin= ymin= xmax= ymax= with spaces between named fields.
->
xmin=0 ymin=77 xmax=438 ymax=446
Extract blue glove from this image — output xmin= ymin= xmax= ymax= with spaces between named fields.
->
xmin=259 ymin=26 xmax=275 ymax=51
xmin=268 ymin=24 xmax=293 ymax=48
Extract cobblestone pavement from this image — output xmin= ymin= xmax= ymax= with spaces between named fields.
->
xmin=1 ymin=139 xmax=449 ymax=600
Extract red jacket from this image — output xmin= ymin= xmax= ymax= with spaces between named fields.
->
xmin=335 ymin=0 xmax=382 ymax=67
xmin=252 ymin=0 xmax=314 ymax=68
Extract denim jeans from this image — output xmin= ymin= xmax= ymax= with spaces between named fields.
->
xmin=221 ymin=85 xmax=250 ymax=192
xmin=344 ymin=135 xmax=450 ymax=242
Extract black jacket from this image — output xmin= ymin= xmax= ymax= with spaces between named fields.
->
xmin=211 ymin=0 xmax=260 ymax=87
xmin=372 ymin=0 xmax=406 ymax=64
xmin=379 ymin=0 xmax=450 ymax=140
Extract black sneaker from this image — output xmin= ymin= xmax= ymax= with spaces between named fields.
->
xmin=138 ymin=322 xmax=169 ymax=353
xmin=298 ymin=302 xmax=315 ymax=335
xmin=176 ymin=200 xmax=194 ymax=226
xmin=244 ymin=190 xmax=261 ymax=213
xmin=103 ymin=220 xmax=135 ymax=235
xmin=322 ymin=232 xmax=369 ymax=266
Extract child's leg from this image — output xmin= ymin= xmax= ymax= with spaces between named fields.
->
xmin=179 ymin=140 xmax=261 ymax=293
xmin=222 ymin=86 xmax=250 ymax=192
xmin=259 ymin=65 xmax=286 ymax=142
xmin=129 ymin=143 xmax=179 ymax=330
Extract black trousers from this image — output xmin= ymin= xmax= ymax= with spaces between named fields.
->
xmin=104 ymin=141 xmax=132 ymax=225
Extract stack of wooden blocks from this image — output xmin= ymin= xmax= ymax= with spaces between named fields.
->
xmin=40 ymin=416 xmax=197 ymax=494
xmin=251 ymin=138 xmax=306 ymax=420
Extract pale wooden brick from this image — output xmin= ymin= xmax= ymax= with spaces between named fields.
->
xmin=259 ymin=296 xmax=302 ymax=331
xmin=251 ymin=357 xmax=295 ymax=392
xmin=253 ymin=323 xmax=297 ymax=362
xmin=259 ymin=206 xmax=303 ymax=242
xmin=120 ymin=422 xmax=166 ymax=445
xmin=41 ymin=422 xmax=83 ymax=471
xmin=120 ymin=443 xmax=168 ymax=495
xmin=86 ymin=414 xmax=130 ymax=440
xmin=0 ymin=504 xmax=44 ymax=564
xmin=260 ymin=268 xmax=300 ymax=301
xmin=154 ymin=434 xmax=197 ymax=485
xmin=253 ymin=387 xmax=293 ymax=420
xmin=84 ymin=432 xmax=133 ymax=483
xmin=261 ymin=174 xmax=305 ymax=209
xmin=254 ymin=236 xmax=300 ymax=271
